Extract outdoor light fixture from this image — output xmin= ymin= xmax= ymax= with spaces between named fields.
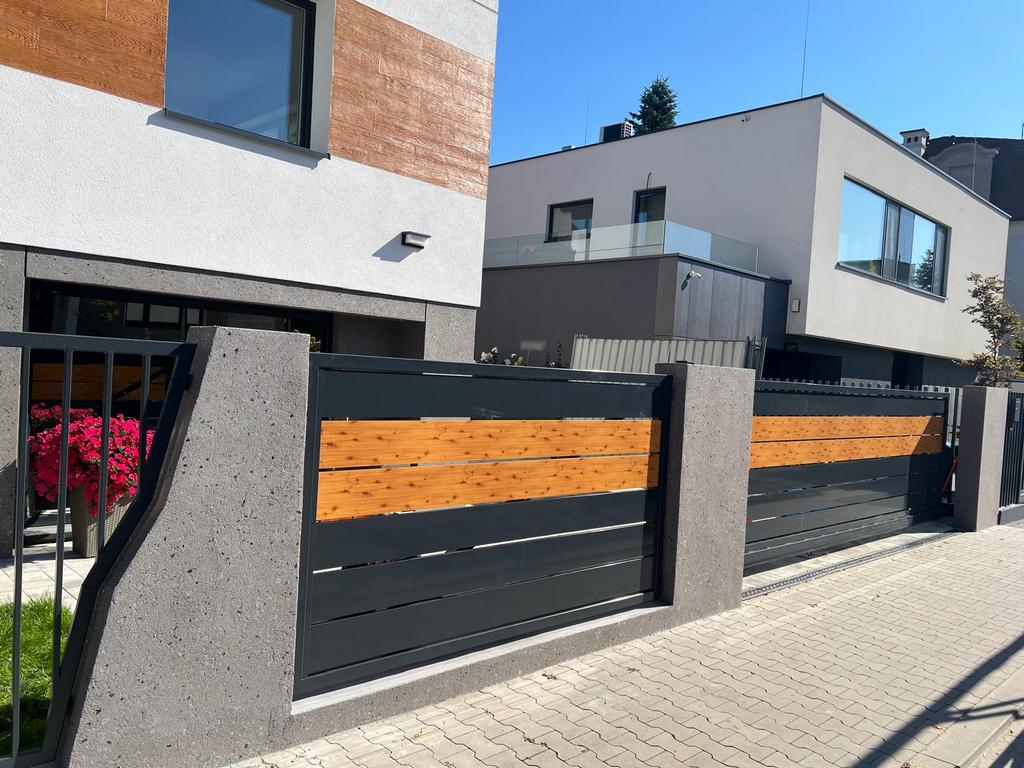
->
xmin=401 ymin=231 xmax=430 ymax=249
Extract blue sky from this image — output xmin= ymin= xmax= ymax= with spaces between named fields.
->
xmin=489 ymin=0 xmax=1024 ymax=165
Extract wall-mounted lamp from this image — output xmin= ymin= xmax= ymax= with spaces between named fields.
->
xmin=401 ymin=231 xmax=430 ymax=249
xmin=791 ymin=298 xmax=802 ymax=313
xmin=686 ymin=269 xmax=702 ymax=280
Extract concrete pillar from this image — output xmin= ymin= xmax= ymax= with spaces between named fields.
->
xmin=61 ymin=327 xmax=309 ymax=768
xmin=955 ymin=385 xmax=1009 ymax=531
xmin=423 ymin=303 xmax=476 ymax=361
xmin=0 ymin=245 xmax=27 ymax=558
xmin=656 ymin=362 xmax=755 ymax=621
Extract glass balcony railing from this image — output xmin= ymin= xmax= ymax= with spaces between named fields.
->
xmin=483 ymin=220 xmax=759 ymax=273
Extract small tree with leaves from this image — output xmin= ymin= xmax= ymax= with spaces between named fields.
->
xmin=961 ymin=272 xmax=1024 ymax=386
xmin=627 ymin=77 xmax=678 ymax=135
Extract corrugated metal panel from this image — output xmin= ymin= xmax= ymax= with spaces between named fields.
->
xmin=571 ymin=337 xmax=754 ymax=374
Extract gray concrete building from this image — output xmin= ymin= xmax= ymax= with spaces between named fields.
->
xmin=481 ymin=95 xmax=1011 ymax=386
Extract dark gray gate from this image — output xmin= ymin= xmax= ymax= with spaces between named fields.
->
xmin=294 ymin=355 xmax=671 ymax=699
xmin=999 ymin=391 xmax=1024 ymax=523
xmin=746 ymin=381 xmax=950 ymax=569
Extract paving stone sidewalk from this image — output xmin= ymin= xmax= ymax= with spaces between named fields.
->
xmin=233 ymin=525 xmax=1024 ymax=768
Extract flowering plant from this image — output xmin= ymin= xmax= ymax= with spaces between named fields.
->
xmin=28 ymin=415 xmax=151 ymax=516
xmin=28 ymin=404 xmax=95 ymax=434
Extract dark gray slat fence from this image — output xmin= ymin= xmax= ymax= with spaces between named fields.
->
xmin=295 ymin=354 xmax=671 ymax=699
xmin=745 ymin=381 xmax=950 ymax=570
xmin=0 ymin=331 xmax=194 ymax=768
xmin=999 ymin=392 xmax=1024 ymax=511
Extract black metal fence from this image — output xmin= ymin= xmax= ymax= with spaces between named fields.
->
xmin=0 ymin=331 xmax=194 ymax=766
xmin=1000 ymin=391 xmax=1024 ymax=512
xmin=295 ymin=354 xmax=671 ymax=698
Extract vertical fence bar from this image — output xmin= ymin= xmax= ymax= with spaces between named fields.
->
xmin=96 ymin=352 xmax=112 ymax=555
xmin=11 ymin=348 xmax=31 ymax=758
xmin=52 ymin=350 xmax=72 ymax=693
xmin=138 ymin=355 xmax=151 ymax=485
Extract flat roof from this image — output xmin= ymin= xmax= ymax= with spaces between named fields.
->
xmin=490 ymin=94 xmax=1010 ymax=220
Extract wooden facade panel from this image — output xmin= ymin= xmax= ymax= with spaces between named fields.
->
xmin=31 ymin=363 xmax=167 ymax=402
xmin=751 ymin=415 xmax=943 ymax=442
xmin=749 ymin=434 xmax=944 ymax=470
xmin=316 ymin=454 xmax=661 ymax=521
xmin=319 ymin=418 xmax=660 ymax=469
xmin=329 ymin=0 xmax=493 ymax=199
xmin=0 ymin=0 xmax=166 ymax=105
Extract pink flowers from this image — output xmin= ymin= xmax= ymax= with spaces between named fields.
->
xmin=27 ymin=407 xmax=151 ymax=516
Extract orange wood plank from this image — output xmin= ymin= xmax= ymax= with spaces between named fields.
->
xmin=749 ymin=434 xmax=944 ymax=470
xmin=319 ymin=419 xmax=660 ymax=469
xmin=316 ymin=454 xmax=660 ymax=521
xmin=30 ymin=363 xmax=167 ymax=402
xmin=751 ymin=415 xmax=942 ymax=442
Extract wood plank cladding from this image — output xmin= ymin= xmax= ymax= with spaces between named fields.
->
xmin=316 ymin=418 xmax=661 ymax=521
xmin=329 ymin=0 xmax=493 ymax=199
xmin=31 ymin=363 xmax=167 ymax=402
xmin=319 ymin=419 xmax=660 ymax=469
xmin=749 ymin=415 xmax=944 ymax=470
xmin=0 ymin=0 xmax=167 ymax=106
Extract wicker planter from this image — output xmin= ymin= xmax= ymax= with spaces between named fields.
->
xmin=68 ymin=487 xmax=132 ymax=558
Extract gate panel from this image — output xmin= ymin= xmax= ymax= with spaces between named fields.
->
xmin=295 ymin=356 xmax=671 ymax=699
xmin=745 ymin=383 xmax=949 ymax=569
xmin=1000 ymin=392 xmax=1024 ymax=513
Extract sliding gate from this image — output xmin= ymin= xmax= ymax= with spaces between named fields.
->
xmin=294 ymin=355 xmax=670 ymax=698
xmin=745 ymin=382 xmax=950 ymax=569
xmin=999 ymin=392 xmax=1024 ymax=523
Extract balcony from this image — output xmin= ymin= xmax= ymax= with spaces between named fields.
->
xmin=483 ymin=220 xmax=759 ymax=273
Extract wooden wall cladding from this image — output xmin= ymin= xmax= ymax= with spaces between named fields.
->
xmin=31 ymin=363 xmax=167 ymax=403
xmin=0 ymin=0 xmax=167 ymax=106
xmin=329 ymin=0 xmax=494 ymax=199
xmin=750 ymin=415 xmax=944 ymax=470
xmin=316 ymin=418 xmax=661 ymax=521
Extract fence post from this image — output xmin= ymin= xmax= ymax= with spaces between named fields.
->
xmin=0 ymin=245 xmax=26 ymax=558
xmin=954 ymin=385 xmax=1009 ymax=531
xmin=655 ymin=362 xmax=755 ymax=621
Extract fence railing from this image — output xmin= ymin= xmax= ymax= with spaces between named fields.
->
xmin=0 ymin=331 xmax=194 ymax=766
xmin=1000 ymin=392 xmax=1024 ymax=510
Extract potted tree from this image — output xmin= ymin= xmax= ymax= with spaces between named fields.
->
xmin=28 ymin=413 xmax=148 ymax=557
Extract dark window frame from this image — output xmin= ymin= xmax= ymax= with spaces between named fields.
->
xmin=123 ymin=302 xmax=184 ymax=329
xmin=164 ymin=0 xmax=318 ymax=149
xmin=838 ymin=177 xmax=950 ymax=297
xmin=632 ymin=187 xmax=667 ymax=225
xmin=546 ymin=198 xmax=594 ymax=243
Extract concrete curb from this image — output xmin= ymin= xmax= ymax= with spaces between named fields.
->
xmin=921 ymin=662 xmax=1024 ymax=767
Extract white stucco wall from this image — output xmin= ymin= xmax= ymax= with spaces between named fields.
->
xmin=805 ymin=101 xmax=1009 ymax=360
xmin=0 ymin=63 xmax=487 ymax=308
xmin=485 ymin=98 xmax=822 ymax=331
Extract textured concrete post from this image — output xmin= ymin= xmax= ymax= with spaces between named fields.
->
xmin=655 ymin=362 xmax=755 ymax=621
xmin=61 ymin=327 xmax=309 ymax=768
xmin=955 ymin=385 xmax=1008 ymax=531
xmin=424 ymin=303 xmax=476 ymax=361
xmin=0 ymin=245 xmax=26 ymax=558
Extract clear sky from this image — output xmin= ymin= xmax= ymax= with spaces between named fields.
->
xmin=489 ymin=0 xmax=1024 ymax=165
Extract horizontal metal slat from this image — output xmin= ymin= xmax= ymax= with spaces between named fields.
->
xmin=312 ymin=489 xmax=659 ymax=569
xmin=747 ymin=454 xmax=947 ymax=496
xmin=754 ymin=392 xmax=945 ymax=417
xmin=305 ymin=558 xmax=654 ymax=674
xmin=311 ymin=524 xmax=655 ymax=622
xmin=748 ymin=472 xmax=941 ymax=520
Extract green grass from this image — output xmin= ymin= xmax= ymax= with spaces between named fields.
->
xmin=0 ymin=596 xmax=73 ymax=754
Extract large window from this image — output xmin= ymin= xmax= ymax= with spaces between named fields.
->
xmin=547 ymin=199 xmax=594 ymax=242
xmin=633 ymin=188 xmax=666 ymax=225
xmin=165 ymin=0 xmax=315 ymax=147
xmin=838 ymin=179 xmax=948 ymax=296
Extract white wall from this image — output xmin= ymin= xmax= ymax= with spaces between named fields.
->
xmin=485 ymin=98 xmax=823 ymax=334
xmin=0 ymin=65 xmax=487 ymax=309
xmin=806 ymin=101 xmax=1009 ymax=360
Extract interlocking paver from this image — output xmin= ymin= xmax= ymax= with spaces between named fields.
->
xmin=231 ymin=526 xmax=1024 ymax=768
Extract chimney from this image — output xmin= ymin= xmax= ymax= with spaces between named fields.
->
xmin=900 ymin=128 xmax=930 ymax=157
xmin=600 ymin=121 xmax=636 ymax=143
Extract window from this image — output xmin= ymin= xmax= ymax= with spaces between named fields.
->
xmin=547 ymin=199 xmax=593 ymax=242
xmin=633 ymin=188 xmax=666 ymax=225
xmin=165 ymin=0 xmax=315 ymax=147
xmin=837 ymin=179 xmax=948 ymax=296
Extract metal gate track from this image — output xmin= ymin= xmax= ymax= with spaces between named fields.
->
xmin=741 ymin=530 xmax=958 ymax=600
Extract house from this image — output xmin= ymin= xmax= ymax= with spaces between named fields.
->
xmin=0 ymin=0 xmax=497 ymax=360
xmin=918 ymin=133 xmax=1024 ymax=316
xmin=479 ymin=95 xmax=1010 ymax=386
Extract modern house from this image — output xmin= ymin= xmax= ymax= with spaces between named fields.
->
xmin=918 ymin=133 xmax=1024 ymax=316
xmin=0 ymin=0 xmax=497 ymax=360
xmin=479 ymin=95 xmax=1010 ymax=386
